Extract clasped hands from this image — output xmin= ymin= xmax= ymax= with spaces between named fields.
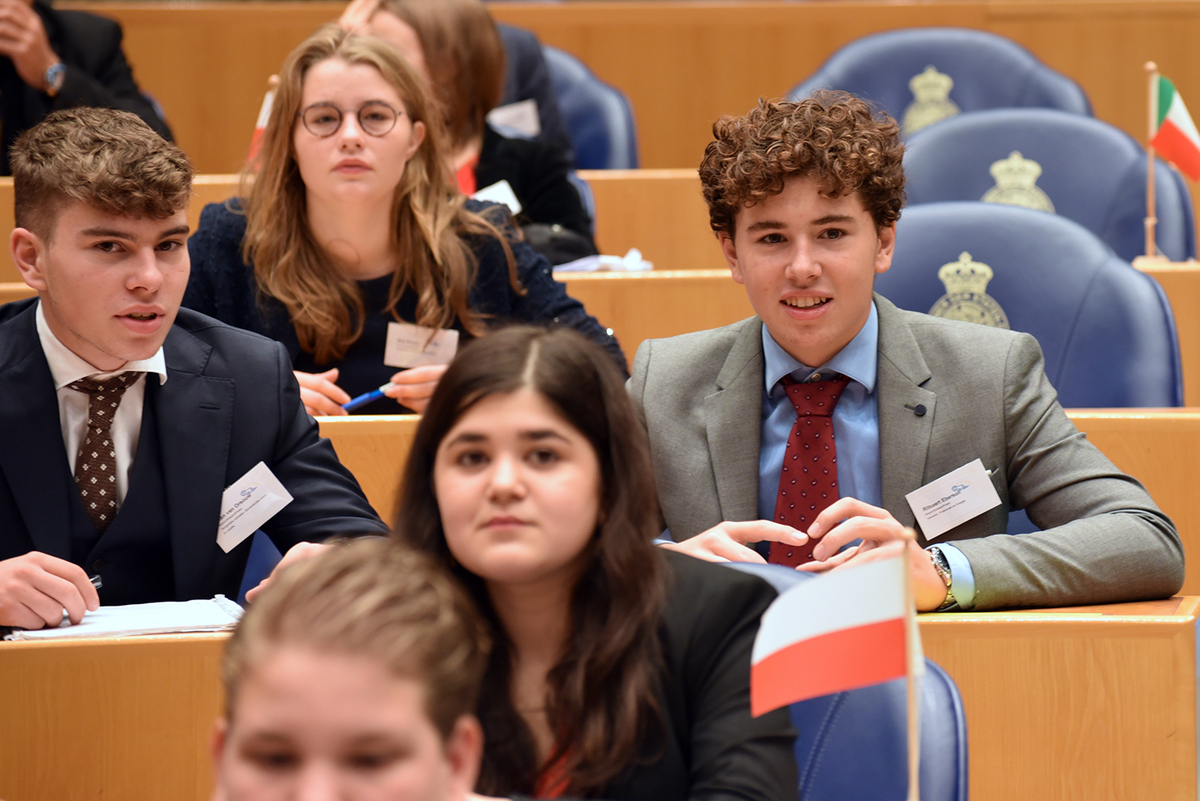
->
xmin=294 ymin=364 xmax=448 ymax=416
xmin=662 ymin=497 xmax=950 ymax=611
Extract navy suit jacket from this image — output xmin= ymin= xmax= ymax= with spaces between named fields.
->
xmin=0 ymin=2 xmax=173 ymax=174
xmin=0 ymin=300 xmax=387 ymax=602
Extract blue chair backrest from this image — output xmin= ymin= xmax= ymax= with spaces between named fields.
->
xmin=879 ymin=201 xmax=1183 ymax=407
xmin=789 ymin=28 xmax=1090 ymax=137
xmin=542 ymin=45 xmax=639 ymax=169
xmin=904 ymin=108 xmax=1196 ymax=263
xmin=723 ymin=562 xmax=969 ymax=801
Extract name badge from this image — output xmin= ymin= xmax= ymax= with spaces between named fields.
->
xmin=216 ymin=461 xmax=294 ymax=553
xmin=384 ymin=322 xmax=460 ymax=369
xmin=904 ymin=458 xmax=1001 ymax=541
xmin=473 ymin=179 xmax=523 ymax=214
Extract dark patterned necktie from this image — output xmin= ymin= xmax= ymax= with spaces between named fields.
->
xmin=66 ymin=372 xmax=142 ymax=532
xmin=770 ymin=375 xmax=851 ymax=567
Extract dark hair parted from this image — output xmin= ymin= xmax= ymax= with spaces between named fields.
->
xmin=393 ymin=325 xmax=667 ymax=797
xmin=378 ymin=0 xmax=506 ymax=152
xmin=221 ymin=537 xmax=490 ymax=741
xmin=699 ymin=91 xmax=906 ymax=236
xmin=11 ymin=107 xmax=192 ymax=242
xmin=244 ymin=24 xmax=522 ymax=364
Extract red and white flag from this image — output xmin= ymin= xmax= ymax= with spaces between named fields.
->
xmin=246 ymin=79 xmax=278 ymax=166
xmin=750 ymin=552 xmax=921 ymax=717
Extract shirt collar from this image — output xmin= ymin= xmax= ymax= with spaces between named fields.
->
xmin=762 ymin=300 xmax=879 ymax=393
xmin=36 ymin=299 xmax=169 ymax=390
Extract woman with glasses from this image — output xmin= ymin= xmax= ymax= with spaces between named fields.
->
xmin=183 ymin=25 xmax=624 ymax=417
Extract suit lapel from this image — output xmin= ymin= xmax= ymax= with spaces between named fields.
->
xmin=154 ymin=325 xmax=235 ymax=601
xmin=0 ymin=304 xmax=74 ymax=556
xmin=874 ymin=296 xmax=937 ymax=528
xmin=704 ymin=319 xmax=765 ymax=522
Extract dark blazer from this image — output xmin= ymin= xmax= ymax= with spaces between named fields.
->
xmin=508 ymin=551 xmax=797 ymax=801
xmin=0 ymin=300 xmax=388 ymax=602
xmin=603 ymin=551 xmax=797 ymax=800
xmin=497 ymin=23 xmax=572 ymax=158
xmin=0 ymin=2 xmax=172 ymax=174
xmin=629 ymin=295 xmax=1184 ymax=611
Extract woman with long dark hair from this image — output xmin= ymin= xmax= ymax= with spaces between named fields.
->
xmin=394 ymin=325 xmax=796 ymax=800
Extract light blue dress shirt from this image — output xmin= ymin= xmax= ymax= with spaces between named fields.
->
xmin=756 ymin=302 xmax=976 ymax=609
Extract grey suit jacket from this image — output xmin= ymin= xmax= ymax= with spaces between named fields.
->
xmin=628 ymin=295 xmax=1183 ymax=610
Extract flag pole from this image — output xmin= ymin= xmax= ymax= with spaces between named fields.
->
xmin=904 ymin=535 xmax=920 ymax=801
xmin=1146 ymin=62 xmax=1160 ymax=259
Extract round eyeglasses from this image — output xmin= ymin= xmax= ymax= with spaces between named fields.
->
xmin=298 ymin=101 xmax=405 ymax=137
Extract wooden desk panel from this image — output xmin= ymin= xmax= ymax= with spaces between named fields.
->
xmin=54 ymin=2 xmax=1200 ymax=179
xmin=0 ymin=634 xmax=226 ymax=801
xmin=317 ymin=415 xmax=420 ymax=523
xmin=921 ymin=596 xmax=1200 ymax=800
xmin=559 ymin=269 xmax=753 ymax=363
xmin=1 ymin=601 xmax=1195 ymax=801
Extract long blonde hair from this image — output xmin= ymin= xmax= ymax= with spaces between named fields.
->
xmin=243 ymin=24 xmax=520 ymax=363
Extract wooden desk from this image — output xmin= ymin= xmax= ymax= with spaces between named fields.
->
xmin=0 ymin=633 xmax=226 ymax=801
xmin=2 ymin=600 xmax=1195 ymax=801
xmin=921 ymin=596 xmax=1200 ymax=800
xmin=53 ymin=1 xmax=1200 ymax=179
xmin=317 ymin=414 xmax=420 ymax=524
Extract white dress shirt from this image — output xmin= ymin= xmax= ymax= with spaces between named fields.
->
xmin=36 ymin=301 xmax=168 ymax=506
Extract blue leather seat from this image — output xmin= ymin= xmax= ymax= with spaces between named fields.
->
xmin=878 ymin=201 xmax=1183 ymax=407
xmin=789 ymin=28 xmax=1090 ymax=137
xmin=724 ymin=562 xmax=969 ymax=801
xmin=542 ymin=45 xmax=639 ymax=169
xmin=904 ymin=108 xmax=1196 ymax=263
xmin=237 ymin=531 xmax=281 ymax=605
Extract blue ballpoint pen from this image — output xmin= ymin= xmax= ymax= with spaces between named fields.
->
xmin=342 ymin=383 xmax=395 ymax=412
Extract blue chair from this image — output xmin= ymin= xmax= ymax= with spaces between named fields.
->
xmin=904 ymin=108 xmax=1196 ymax=263
xmin=789 ymin=28 xmax=1090 ymax=137
xmin=724 ymin=562 xmax=969 ymax=801
xmin=236 ymin=531 xmax=282 ymax=605
xmin=878 ymin=201 xmax=1183 ymax=407
xmin=542 ymin=45 xmax=639 ymax=169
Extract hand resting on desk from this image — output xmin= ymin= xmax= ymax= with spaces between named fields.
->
xmin=0 ymin=551 xmax=99 ymax=629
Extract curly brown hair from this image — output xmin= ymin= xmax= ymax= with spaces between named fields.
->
xmin=699 ymin=91 xmax=905 ymax=236
xmin=11 ymin=107 xmax=192 ymax=242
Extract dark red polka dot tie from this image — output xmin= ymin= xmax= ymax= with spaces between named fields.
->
xmin=67 ymin=372 xmax=141 ymax=533
xmin=770 ymin=375 xmax=851 ymax=567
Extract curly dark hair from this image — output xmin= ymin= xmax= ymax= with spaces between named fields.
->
xmin=699 ymin=91 xmax=905 ymax=236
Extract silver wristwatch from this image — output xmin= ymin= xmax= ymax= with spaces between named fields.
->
xmin=44 ymin=62 xmax=65 ymax=97
xmin=927 ymin=545 xmax=957 ymax=610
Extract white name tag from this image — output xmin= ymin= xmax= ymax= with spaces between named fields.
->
xmin=384 ymin=322 xmax=460 ymax=369
xmin=216 ymin=462 xmax=294 ymax=553
xmin=487 ymin=98 xmax=541 ymax=137
xmin=472 ymin=179 xmax=523 ymax=214
xmin=904 ymin=458 xmax=1001 ymax=541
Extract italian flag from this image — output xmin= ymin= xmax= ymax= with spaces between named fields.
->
xmin=749 ymin=553 xmax=922 ymax=717
xmin=1151 ymin=75 xmax=1200 ymax=182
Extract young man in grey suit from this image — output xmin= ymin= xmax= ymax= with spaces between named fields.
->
xmin=0 ymin=108 xmax=387 ymax=630
xmin=629 ymin=92 xmax=1183 ymax=611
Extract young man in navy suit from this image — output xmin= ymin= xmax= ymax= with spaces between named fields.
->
xmin=0 ymin=108 xmax=387 ymax=630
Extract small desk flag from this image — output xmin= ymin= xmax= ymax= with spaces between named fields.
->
xmin=750 ymin=552 xmax=921 ymax=717
xmin=1151 ymin=75 xmax=1200 ymax=181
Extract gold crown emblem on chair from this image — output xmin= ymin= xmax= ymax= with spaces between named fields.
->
xmin=903 ymin=66 xmax=960 ymax=135
xmin=929 ymin=252 xmax=1010 ymax=329
xmin=982 ymin=151 xmax=1055 ymax=213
